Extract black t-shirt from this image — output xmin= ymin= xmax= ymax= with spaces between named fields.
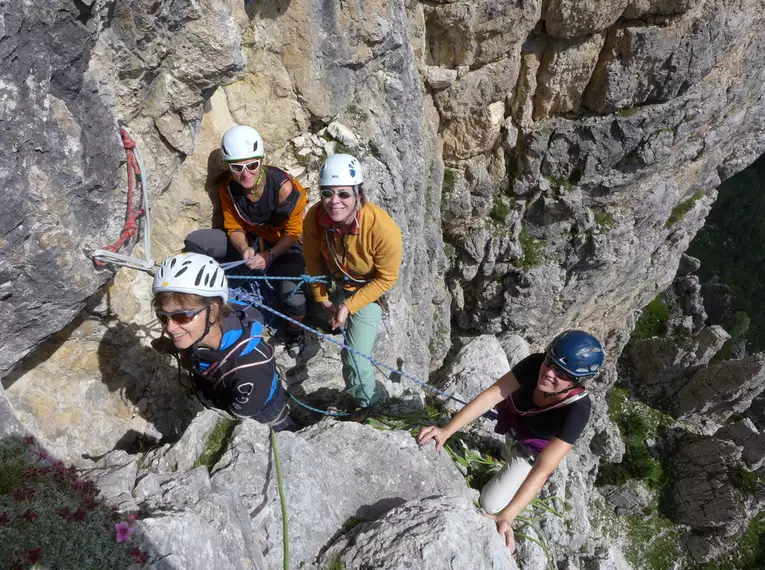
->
xmin=509 ymin=353 xmax=591 ymax=445
xmin=229 ymin=166 xmax=299 ymax=228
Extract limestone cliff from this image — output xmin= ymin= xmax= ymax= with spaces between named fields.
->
xmin=2 ymin=0 xmax=765 ymax=568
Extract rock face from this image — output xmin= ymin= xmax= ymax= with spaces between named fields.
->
xmin=0 ymin=0 xmax=245 ymax=380
xmin=438 ymin=334 xmax=510 ymax=409
xmin=438 ymin=0 xmax=765 ymax=353
xmin=212 ymin=420 xmax=475 ymax=570
xmin=670 ymin=430 xmax=764 ymax=538
xmin=674 ymin=353 xmax=765 ymax=425
xmin=319 ymin=496 xmax=519 ymax=570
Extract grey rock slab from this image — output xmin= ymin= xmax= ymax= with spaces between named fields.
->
xmin=0 ymin=384 xmax=27 ymax=438
xmin=425 ymin=66 xmax=458 ymax=90
xmin=135 ymin=466 xmax=264 ymax=570
xmin=86 ymin=450 xmax=139 ymax=513
xmin=498 ymin=333 xmax=532 ymax=368
xmin=627 ymin=325 xmax=729 ymax=403
xmin=599 ymin=482 xmax=653 ymax=515
xmin=670 ymin=431 xmax=743 ymax=529
xmin=715 ymin=418 xmax=765 ymax=471
xmin=674 ymin=353 xmax=765 ymax=424
xmin=319 ymin=495 xmax=518 ymax=570
xmin=211 ymin=420 xmax=475 ymax=569
xmin=144 ymin=409 xmax=222 ymax=473
xmin=438 ymin=334 xmax=510 ymax=409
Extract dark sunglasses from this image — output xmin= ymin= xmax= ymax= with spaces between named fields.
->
xmin=229 ymin=159 xmax=261 ymax=174
xmin=543 ymin=353 xmax=573 ymax=380
xmin=320 ymin=188 xmax=354 ymax=200
xmin=156 ymin=307 xmax=206 ymax=326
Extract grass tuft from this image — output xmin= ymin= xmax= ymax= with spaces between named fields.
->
xmin=512 ymin=225 xmax=547 ymax=270
xmin=193 ymin=418 xmax=239 ymax=471
xmin=665 ymin=190 xmax=705 ymax=228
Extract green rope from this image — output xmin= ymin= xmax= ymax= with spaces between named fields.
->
xmin=270 ymin=428 xmax=290 ymax=570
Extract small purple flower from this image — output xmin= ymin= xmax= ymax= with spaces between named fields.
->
xmin=115 ymin=521 xmax=135 ymax=543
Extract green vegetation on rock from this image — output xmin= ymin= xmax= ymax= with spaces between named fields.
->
xmin=489 ymin=196 xmax=512 ymax=223
xmin=701 ymin=513 xmax=765 ymax=570
xmin=665 ymin=190 xmax=705 ymax=228
xmin=597 ymin=386 xmax=672 ymax=491
xmin=633 ymin=293 xmax=670 ymax=340
xmin=729 ymin=465 xmax=763 ymax=495
xmin=625 ymin=512 xmax=686 ymax=570
xmin=545 ymin=175 xmax=574 ymax=192
xmin=595 ymin=210 xmax=615 ymax=229
xmin=194 ymin=418 xmax=238 ymax=470
xmin=327 ymin=559 xmax=346 ymax=570
xmin=0 ymin=436 xmax=142 ymax=569
xmin=513 ymin=225 xmax=547 ymax=270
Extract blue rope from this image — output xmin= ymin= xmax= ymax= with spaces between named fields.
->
xmin=228 ymin=274 xmax=329 ymax=284
xmin=287 ymin=391 xmax=352 ymax=417
xmin=230 ymin=288 xmax=474 ymax=409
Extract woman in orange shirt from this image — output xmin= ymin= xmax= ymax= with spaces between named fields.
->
xmin=185 ymin=125 xmax=308 ymax=355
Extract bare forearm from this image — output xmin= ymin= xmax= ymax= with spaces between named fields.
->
xmin=269 ymin=235 xmax=298 ymax=258
xmin=230 ymin=231 xmax=249 ymax=255
xmin=443 ymin=384 xmax=504 ymax=438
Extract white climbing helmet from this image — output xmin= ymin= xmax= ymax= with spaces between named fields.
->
xmin=319 ymin=153 xmax=364 ymax=187
xmin=220 ymin=125 xmax=265 ymax=162
xmin=153 ymin=253 xmax=229 ymax=304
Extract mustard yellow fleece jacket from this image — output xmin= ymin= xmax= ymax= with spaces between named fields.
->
xmin=303 ymin=202 xmax=402 ymax=314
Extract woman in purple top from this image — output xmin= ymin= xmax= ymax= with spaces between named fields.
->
xmin=417 ymin=330 xmax=604 ymax=552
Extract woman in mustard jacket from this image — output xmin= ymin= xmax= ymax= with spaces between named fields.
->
xmin=302 ymin=154 xmax=402 ymax=415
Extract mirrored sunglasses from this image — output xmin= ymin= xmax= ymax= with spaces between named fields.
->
xmin=320 ymin=188 xmax=354 ymax=200
xmin=543 ymin=353 xmax=573 ymax=380
xmin=229 ymin=159 xmax=261 ymax=174
xmin=155 ymin=307 xmax=206 ymax=326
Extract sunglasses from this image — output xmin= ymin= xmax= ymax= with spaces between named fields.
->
xmin=156 ymin=307 xmax=206 ymax=326
xmin=543 ymin=353 xmax=573 ymax=380
xmin=229 ymin=159 xmax=261 ymax=174
xmin=320 ymin=188 xmax=354 ymax=200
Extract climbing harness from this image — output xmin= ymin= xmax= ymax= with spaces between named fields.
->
xmin=270 ymin=428 xmax=290 ymax=570
xmin=91 ymin=128 xmax=155 ymax=272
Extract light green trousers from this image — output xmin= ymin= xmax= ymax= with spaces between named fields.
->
xmin=330 ymin=288 xmax=382 ymax=408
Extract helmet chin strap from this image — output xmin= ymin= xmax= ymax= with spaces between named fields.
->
xmin=192 ymin=302 xmax=213 ymax=348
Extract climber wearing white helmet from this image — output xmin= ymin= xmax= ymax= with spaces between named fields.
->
xmin=302 ymin=154 xmax=402 ymax=419
xmin=184 ymin=125 xmax=309 ymax=356
xmin=152 ymin=252 xmax=293 ymax=430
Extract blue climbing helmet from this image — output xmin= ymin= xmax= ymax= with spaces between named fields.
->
xmin=547 ymin=330 xmax=604 ymax=382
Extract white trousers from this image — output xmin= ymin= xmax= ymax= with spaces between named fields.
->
xmin=479 ymin=437 xmax=534 ymax=514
